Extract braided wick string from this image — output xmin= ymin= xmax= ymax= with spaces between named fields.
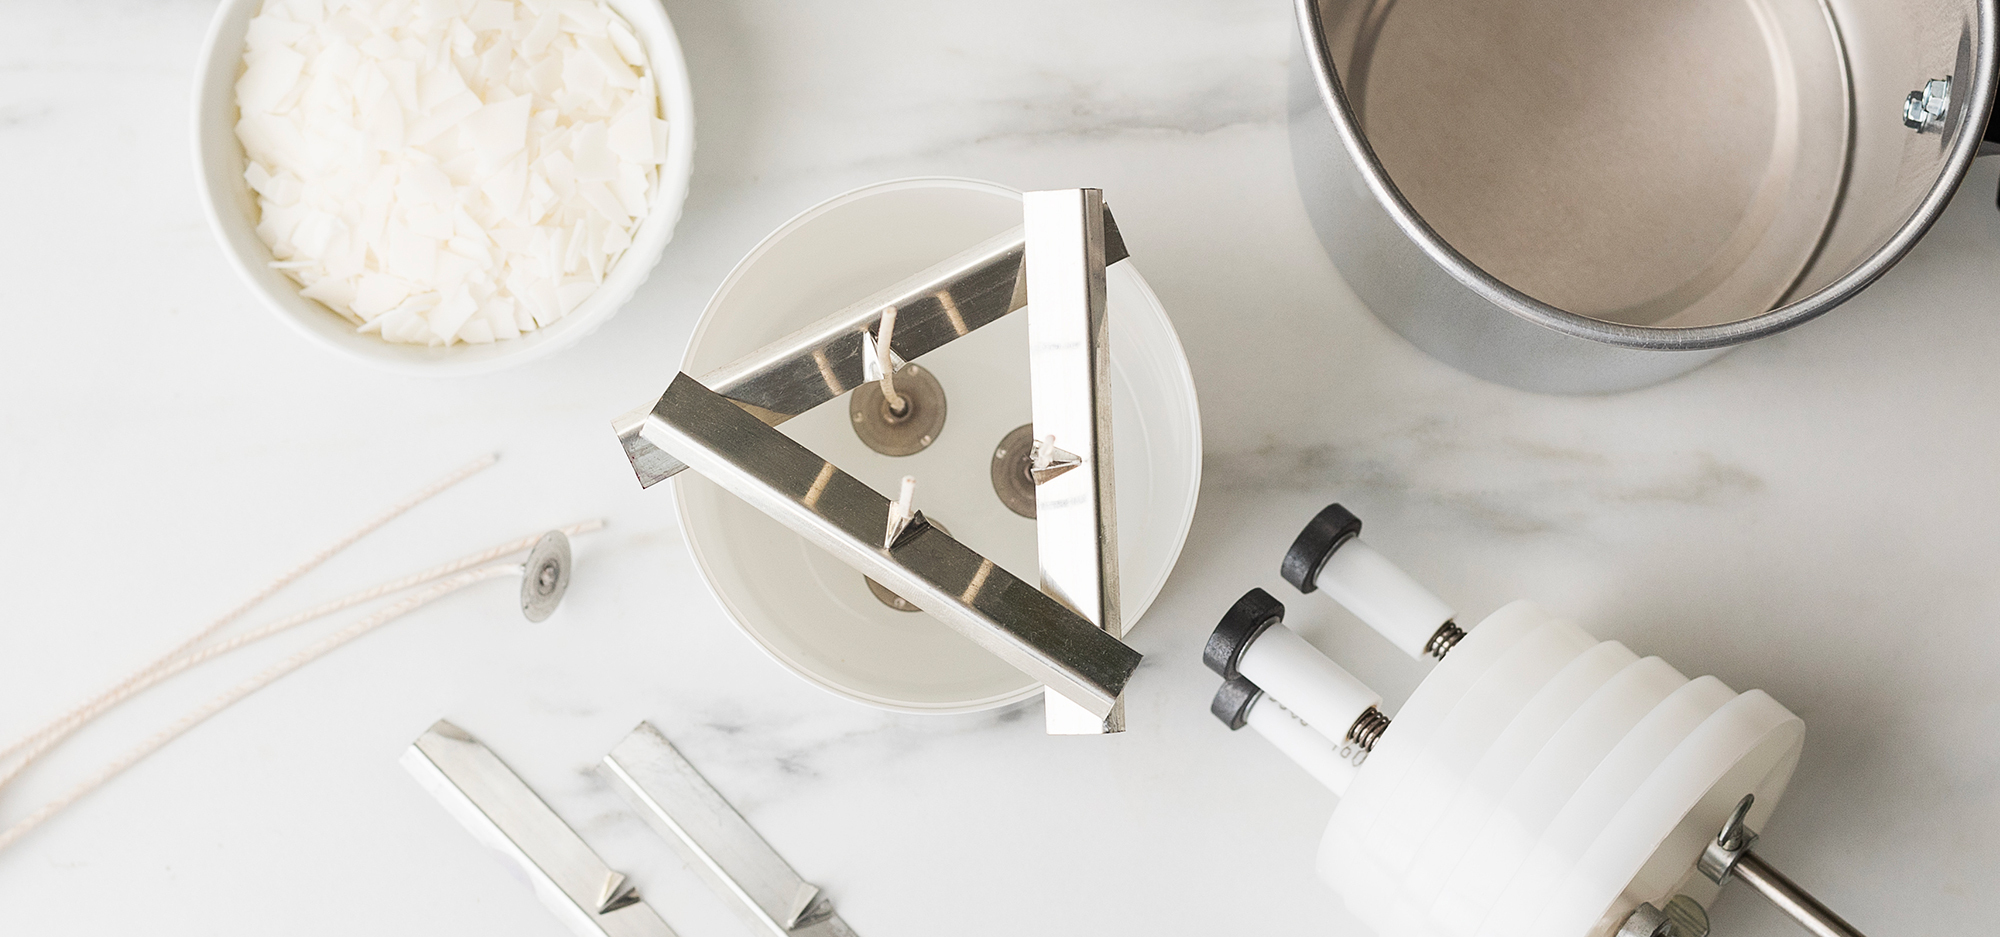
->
xmin=0 ymin=519 xmax=603 ymax=793
xmin=877 ymin=305 xmax=905 ymax=413
xmin=0 ymin=454 xmax=496 ymax=769
xmin=0 ymin=563 xmax=518 ymax=854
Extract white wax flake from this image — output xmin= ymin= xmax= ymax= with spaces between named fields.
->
xmin=462 ymin=94 xmax=532 ymax=165
xmin=236 ymin=0 xmax=666 ymax=346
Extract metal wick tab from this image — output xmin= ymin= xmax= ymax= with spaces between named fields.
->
xmin=851 ymin=306 xmax=946 ymax=457
xmin=517 ymin=530 xmax=573 ymax=623
xmin=990 ymin=424 xmax=1041 ymax=518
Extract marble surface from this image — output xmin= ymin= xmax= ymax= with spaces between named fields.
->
xmin=3 ymin=1 xmax=1998 ymax=935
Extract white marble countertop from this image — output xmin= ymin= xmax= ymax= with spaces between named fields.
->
xmin=3 ymin=2 xmax=1998 ymax=935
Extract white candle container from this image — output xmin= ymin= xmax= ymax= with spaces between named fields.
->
xmin=674 ymin=177 xmax=1202 ymax=713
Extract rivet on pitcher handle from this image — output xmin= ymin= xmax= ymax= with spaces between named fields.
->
xmin=1904 ymin=77 xmax=1950 ymax=133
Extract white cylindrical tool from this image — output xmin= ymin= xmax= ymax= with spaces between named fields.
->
xmin=1212 ymin=676 xmax=1366 ymax=796
xmin=1209 ymin=594 xmax=1810 ymax=937
xmin=1207 ymin=501 xmax=1856 ymax=937
xmin=1205 ymin=588 xmax=1385 ymax=747
xmin=1205 ymin=506 xmax=1871 ymax=937
xmin=1317 ymin=539 xmax=1456 ymax=657
xmin=1281 ymin=504 xmax=1463 ymax=660
xmin=1242 ymin=623 xmax=1383 ymax=741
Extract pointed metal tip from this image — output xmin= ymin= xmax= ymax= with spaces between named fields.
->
xmin=858 ymin=329 xmax=907 ymax=382
xmin=1027 ymin=438 xmax=1084 ymax=485
xmin=784 ymin=882 xmax=825 ymax=929
xmin=598 ymin=871 xmax=642 ymax=914
xmin=1029 ymin=452 xmax=1083 ymax=485
xmin=616 ymin=399 xmax=688 ymax=489
xmin=1718 ymin=794 xmax=1755 ymax=849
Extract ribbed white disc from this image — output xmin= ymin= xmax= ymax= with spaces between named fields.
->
xmin=1315 ymin=600 xmax=1804 ymax=937
xmin=1329 ymin=602 xmax=1551 ymax=856
xmin=1363 ymin=619 xmax=1597 ymax=878
xmin=1533 ymin=690 xmax=1803 ymax=937
xmin=1399 ymin=640 xmax=1635 ymax=914
xmin=1481 ymin=675 xmax=1734 ymax=937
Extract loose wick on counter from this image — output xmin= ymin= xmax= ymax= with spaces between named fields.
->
xmin=0 ymin=453 xmax=605 ymax=854
xmin=0 ymin=519 xmax=603 ymax=794
xmin=0 ymin=453 xmax=498 ymax=770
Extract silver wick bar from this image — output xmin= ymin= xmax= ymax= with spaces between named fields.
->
xmin=616 ymin=209 xmax=1130 ymax=489
xmin=402 ymin=721 xmax=679 ymax=937
xmin=1025 ymin=188 xmax=1124 ymax=735
xmin=602 ymin=723 xmax=857 ymax=937
xmin=1697 ymin=795 xmax=1869 ymax=937
xmin=639 ymin=372 xmax=1140 ymax=718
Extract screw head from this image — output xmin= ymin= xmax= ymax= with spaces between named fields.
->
xmin=1663 ymin=896 xmax=1710 ymax=937
xmin=1617 ymin=902 xmax=1671 ymax=937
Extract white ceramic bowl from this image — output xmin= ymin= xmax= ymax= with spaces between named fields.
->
xmin=192 ymin=0 xmax=695 ymax=375
xmin=675 ymin=178 xmax=1203 ymax=714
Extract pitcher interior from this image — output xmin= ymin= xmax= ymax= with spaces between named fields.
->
xmin=1316 ymin=0 xmax=1978 ymax=330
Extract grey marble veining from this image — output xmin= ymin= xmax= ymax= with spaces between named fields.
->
xmin=2 ymin=1 xmax=1998 ymax=936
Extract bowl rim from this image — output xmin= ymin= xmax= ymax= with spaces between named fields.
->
xmin=1293 ymin=0 xmax=2000 ymax=351
xmin=671 ymin=176 xmax=1204 ymax=714
xmin=191 ymin=0 xmax=696 ymax=376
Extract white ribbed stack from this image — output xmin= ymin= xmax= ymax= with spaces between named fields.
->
xmin=1317 ymin=601 xmax=1805 ymax=937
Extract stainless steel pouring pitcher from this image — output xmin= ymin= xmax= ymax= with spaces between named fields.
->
xmin=1291 ymin=0 xmax=2000 ymax=393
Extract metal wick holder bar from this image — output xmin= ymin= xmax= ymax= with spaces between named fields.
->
xmin=616 ymin=189 xmax=1138 ymax=731
xmin=602 ymin=723 xmax=858 ymax=937
xmin=404 ymin=721 xmax=679 ymax=937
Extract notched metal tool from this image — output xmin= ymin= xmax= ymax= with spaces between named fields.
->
xmin=602 ymin=723 xmax=857 ymax=937
xmin=402 ymin=720 xmax=678 ymax=937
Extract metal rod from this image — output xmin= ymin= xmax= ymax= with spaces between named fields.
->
xmin=617 ymin=210 xmax=1129 ymax=489
xmin=637 ymin=372 xmax=1141 ymax=718
xmin=1733 ymin=851 xmax=1869 ymax=937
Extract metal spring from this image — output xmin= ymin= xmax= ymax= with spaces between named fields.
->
xmin=1345 ymin=706 xmax=1392 ymax=752
xmin=1424 ymin=621 xmax=1467 ymax=659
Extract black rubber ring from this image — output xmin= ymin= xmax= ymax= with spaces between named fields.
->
xmin=1204 ymin=588 xmax=1286 ymax=679
xmin=1210 ymin=676 xmax=1264 ymax=730
xmin=1280 ymin=504 xmax=1363 ymax=594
